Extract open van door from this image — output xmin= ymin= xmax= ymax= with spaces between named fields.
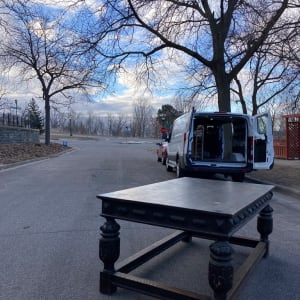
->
xmin=253 ymin=112 xmax=274 ymax=169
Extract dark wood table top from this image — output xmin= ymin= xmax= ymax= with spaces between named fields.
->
xmin=98 ymin=178 xmax=274 ymax=236
xmin=98 ymin=178 xmax=273 ymax=215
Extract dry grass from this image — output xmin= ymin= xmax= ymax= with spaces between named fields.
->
xmin=248 ymin=163 xmax=300 ymax=190
xmin=0 ymin=143 xmax=69 ymax=164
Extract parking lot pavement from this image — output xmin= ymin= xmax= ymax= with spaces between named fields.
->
xmin=0 ymin=138 xmax=299 ymax=300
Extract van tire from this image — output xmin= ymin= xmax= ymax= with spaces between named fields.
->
xmin=231 ymin=173 xmax=245 ymax=182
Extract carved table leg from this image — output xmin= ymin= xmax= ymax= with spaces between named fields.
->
xmin=209 ymin=241 xmax=233 ymax=300
xmin=182 ymin=232 xmax=192 ymax=243
xmin=99 ymin=217 xmax=120 ymax=294
xmin=257 ymin=205 xmax=273 ymax=257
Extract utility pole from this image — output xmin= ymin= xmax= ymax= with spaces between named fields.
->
xmin=15 ymin=99 xmax=18 ymax=126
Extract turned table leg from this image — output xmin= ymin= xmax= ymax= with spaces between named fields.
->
xmin=209 ymin=241 xmax=233 ymax=300
xmin=99 ymin=217 xmax=120 ymax=294
xmin=257 ymin=204 xmax=273 ymax=257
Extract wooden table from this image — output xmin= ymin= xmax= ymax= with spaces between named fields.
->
xmin=97 ymin=177 xmax=274 ymax=300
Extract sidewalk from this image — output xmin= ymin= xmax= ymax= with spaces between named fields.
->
xmin=246 ymin=159 xmax=300 ymax=199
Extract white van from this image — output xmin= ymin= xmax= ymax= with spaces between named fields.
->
xmin=166 ymin=110 xmax=274 ymax=181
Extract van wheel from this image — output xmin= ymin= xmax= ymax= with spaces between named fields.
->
xmin=166 ymin=159 xmax=173 ymax=172
xmin=231 ymin=174 xmax=245 ymax=182
xmin=176 ymin=161 xmax=185 ymax=178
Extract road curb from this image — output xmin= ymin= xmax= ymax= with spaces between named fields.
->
xmin=246 ymin=175 xmax=300 ymax=200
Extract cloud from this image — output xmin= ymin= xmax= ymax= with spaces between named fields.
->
xmin=90 ymin=71 xmax=173 ymax=116
xmin=1 ymin=56 xmax=182 ymax=117
xmin=0 ymin=1 xmax=183 ymax=117
xmin=32 ymin=0 xmax=81 ymax=10
xmin=0 ymin=67 xmax=43 ymax=109
xmin=32 ymin=0 xmax=105 ymax=17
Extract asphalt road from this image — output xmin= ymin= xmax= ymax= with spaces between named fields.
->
xmin=0 ymin=137 xmax=299 ymax=300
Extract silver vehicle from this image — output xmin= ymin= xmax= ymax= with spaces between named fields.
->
xmin=166 ymin=110 xmax=274 ymax=181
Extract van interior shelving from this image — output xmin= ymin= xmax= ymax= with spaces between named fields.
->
xmin=190 ymin=116 xmax=247 ymax=163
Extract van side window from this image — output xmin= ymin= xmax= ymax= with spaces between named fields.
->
xmin=172 ymin=114 xmax=189 ymax=137
xmin=257 ymin=115 xmax=267 ymax=135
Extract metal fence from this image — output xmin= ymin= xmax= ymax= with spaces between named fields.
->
xmin=0 ymin=112 xmax=28 ymax=128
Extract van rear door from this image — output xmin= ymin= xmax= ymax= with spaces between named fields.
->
xmin=252 ymin=112 xmax=274 ymax=169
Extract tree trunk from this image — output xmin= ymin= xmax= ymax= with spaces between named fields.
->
xmin=214 ymin=67 xmax=232 ymax=160
xmin=214 ymin=69 xmax=231 ymax=112
xmin=252 ymin=99 xmax=258 ymax=116
xmin=44 ymin=97 xmax=51 ymax=145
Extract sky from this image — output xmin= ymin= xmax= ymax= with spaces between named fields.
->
xmin=3 ymin=1 xmax=295 ymax=118
xmin=0 ymin=0 xmax=192 ymax=118
xmin=1 ymin=59 xmax=182 ymax=117
xmin=1 ymin=62 xmax=179 ymax=118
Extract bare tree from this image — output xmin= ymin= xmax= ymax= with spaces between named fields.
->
xmin=132 ymin=98 xmax=153 ymax=137
xmin=50 ymin=108 xmax=68 ymax=130
xmin=173 ymin=93 xmax=210 ymax=113
xmin=0 ymin=89 xmax=7 ymax=111
xmin=231 ymin=6 xmax=300 ymax=115
xmin=85 ymin=112 xmax=95 ymax=135
xmin=111 ymin=114 xmax=128 ymax=136
xmin=0 ymin=1 xmax=108 ymax=144
xmin=106 ymin=113 xmax=115 ymax=136
xmin=278 ymin=90 xmax=300 ymax=115
xmin=232 ymin=48 xmax=298 ymax=115
xmin=85 ymin=0 xmax=289 ymax=112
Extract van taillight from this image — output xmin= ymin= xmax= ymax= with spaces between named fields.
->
xmin=248 ymin=136 xmax=253 ymax=160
